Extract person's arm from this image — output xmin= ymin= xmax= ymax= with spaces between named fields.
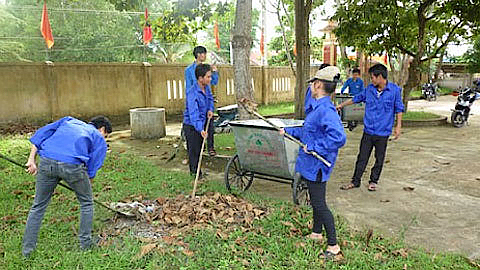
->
xmin=307 ymin=110 xmax=347 ymax=155
xmin=393 ymin=88 xmax=405 ymax=139
xmin=186 ymin=92 xmax=204 ymax=133
xmin=340 ymin=79 xmax=349 ymax=94
xmin=211 ymin=69 xmax=219 ymax=86
xmin=29 ymin=116 xmax=73 ymax=149
xmin=185 ymin=66 xmax=195 ymax=91
xmin=336 ymin=99 xmax=354 ymax=110
xmin=206 ymin=86 xmax=215 ymax=113
xmin=283 ymin=126 xmax=303 ymax=140
xmin=25 ymin=144 xmax=38 ymax=175
xmin=86 ymin=134 xmax=108 ymax=179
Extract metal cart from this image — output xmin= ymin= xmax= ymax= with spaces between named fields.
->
xmin=334 ymin=93 xmax=365 ymax=131
xmin=224 ymin=118 xmax=309 ymax=205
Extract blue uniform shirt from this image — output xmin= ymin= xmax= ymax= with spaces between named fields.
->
xmin=353 ymin=82 xmax=405 ymax=137
xmin=185 ymin=62 xmax=219 ymax=91
xmin=341 ymin=78 xmax=364 ymax=95
xmin=285 ymin=96 xmax=346 ymax=182
xmin=183 ymin=83 xmax=214 ymax=132
xmin=30 ymin=116 xmax=107 ymax=179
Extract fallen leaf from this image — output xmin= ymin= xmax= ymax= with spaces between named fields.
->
xmin=392 ymin=248 xmax=408 ymax=258
xmin=102 ymin=253 xmax=109 ymax=257
xmin=102 ymin=185 xmax=112 ymax=192
xmin=1 ymin=215 xmax=16 ymax=222
xmin=282 ymin=221 xmax=294 ymax=227
xmin=182 ymin=249 xmax=194 ymax=256
xmin=136 ymin=243 xmax=157 ymax=259
xmin=380 ymin=199 xmax=390 ymax=203
xmin=476 ymin=177 xmax=480 ymax=181
xmin=374 ymin=252 xmax=383 ymax=260
xmin=295 ymin=242 xmax=306 ymax=248
xmin=403 ymin=263 xmax=407 ymax=270
xmin=12 ymin=190 xmax=23 ymax=195
xmin=403 ymin=187 xmax=415 ymax=191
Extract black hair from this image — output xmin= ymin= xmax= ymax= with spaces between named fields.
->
xmin=195 ymin=63 xmax=211 ymax=80
xmin=318 ymin=63 xmax=330 ymax=70
xmin=352 ymin=68 xmax=360 ymax=74
xmin=89 ymin=115 xmax=112 ymax=134
xmin=193 ymin=46 xmax=207 ymax=59
xmin=368 ymin=63 xmax=388 ymax=79
xmin=319 ymin=79 xmax=338 ymax=94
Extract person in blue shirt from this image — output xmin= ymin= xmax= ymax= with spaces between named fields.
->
xmin=280 ymin=66 xmax=346 ymax=258
xmin=305 ymin=63 xmax=330 ymax=116
xmin=183 ymin=64 xmax=214 ymax=177
xmin=184 ymin=46 xmax=219 ymax=156
xmin=340 ymin=68 xmax=364 ymax=96
xmin=22 ymin=116 xmax=112 ymax=257
xmin=337 ymin=64 xmax=404 ymax=191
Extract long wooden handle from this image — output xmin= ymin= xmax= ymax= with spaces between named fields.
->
xmin=246 ymin=108 xmax=332 ymax=168
xmin=0 ymin=153 xmax=131 ymax=216
xmin=192 ymin=117 xmax=212 ymax=198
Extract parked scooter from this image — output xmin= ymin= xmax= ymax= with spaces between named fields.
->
xmin=422 ymin=81 xmax=438 ymax=101
xmin=450 ymin=86 xmax=480 ymax=127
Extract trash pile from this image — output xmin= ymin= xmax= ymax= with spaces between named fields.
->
xmin=0 ymin=122 xmax=39 ymax=135
xmin=109 ymin=192 xmax=269 ymax=229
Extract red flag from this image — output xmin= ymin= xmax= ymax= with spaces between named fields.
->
xmin=143 ymin=8 xmax=152 ymax=45
xmin=41 ymin=1 xmax=54 ymax=49
xmin=214 ymin=21 xmax=220 ymax=49
xmin=260 ymin=28 xmax=265 ymax=56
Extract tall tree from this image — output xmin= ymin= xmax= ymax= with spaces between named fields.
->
xmin=465 ymin=35 xmax=480 ymax=74
xmin=232 ymin=0 xmax=254 ymax=119
xmin=334 ymin=0 xmax=480 ymax=111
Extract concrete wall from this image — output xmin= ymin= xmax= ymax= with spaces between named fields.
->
xmin=0 ymin=63 xmax=299 ymax=124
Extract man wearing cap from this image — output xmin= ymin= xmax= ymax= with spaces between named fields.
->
xmin=280 ymin=66 xmax=346 ymax=258
xmin=337 ymin=64 xmax=404 ymax=191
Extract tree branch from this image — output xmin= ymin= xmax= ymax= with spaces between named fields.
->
xmin=395 ymin=44 xmax=416 ymax=58
xmin=421 ymin=20 xmax=464 ymax=62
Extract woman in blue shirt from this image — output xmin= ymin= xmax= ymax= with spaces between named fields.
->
xmin=281 ymin=66 xmax=346 ymax=258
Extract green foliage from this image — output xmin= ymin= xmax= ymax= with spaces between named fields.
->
xmin=204 ymin=1 xmax=260 ymax=62
xmin=266 ymin=0 xmax=324 ymax=66
xmin=465 ymin=35 xmax=480 ymax=73
xmin=1 ymin=0 xmax=144 ymax=62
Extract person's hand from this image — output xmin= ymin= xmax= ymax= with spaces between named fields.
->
xmin=25 ymin=159 xmax=37 ymax=175
xmin=278 ymin=128 xmax=285 ymax=135
xmin=393 ymin=126 xmax=401 ymax=140
xmin=303 ymin=145 xmax=308 ymax=153
xmin=201 ymin=130 xmax=208 ymax=139
xmin=211 ymin=65 xmax=217 ymax=72
xmin=336 ymin=104 xmax=343 ymax=111
xmin=207 ymin=110 xmax=214 ymax=119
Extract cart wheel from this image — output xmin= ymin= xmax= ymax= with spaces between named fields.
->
xmin=292 ymin=173 xmax=310 ymax=205
xmin=224 ymin=154 xmax=253 ymax=193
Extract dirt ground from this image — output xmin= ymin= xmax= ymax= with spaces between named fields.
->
xmin=109 ymin=95 xmax=480 ymax=260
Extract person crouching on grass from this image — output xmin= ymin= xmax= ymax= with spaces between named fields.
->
xmin=279 ymin=66 xmax=347 ymax=258
xmin=182 ymin=64 xmax=214 ymax=178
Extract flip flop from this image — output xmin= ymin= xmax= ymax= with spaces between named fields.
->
xmin=368 ymin=183 xmax=377 ymax=191
xmin=340 ymin=183 xmax=359 ymax=190
xmin=208 ymin=149 xmax=217 ymax=157
xmin=320 ymin=250 xmax=344 ymax=261
xmin=306 ymin=233 xmax=324 ymax=242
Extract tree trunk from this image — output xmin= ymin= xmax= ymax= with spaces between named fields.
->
xmin=434 ymin=50 xmax=445 ymax=82
xmin=294 ymin=0 xmax=312 ymax=119
xmin=232 ymin=0 xmax=254 ymax=119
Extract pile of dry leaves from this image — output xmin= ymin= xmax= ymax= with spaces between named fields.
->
xmin=110 ymin=192 xmax=268 ymax=228
xmin=99 ymin=192 xmax=269 ymax=258
xmin=0 ymin=122 xmax=39 ymax=135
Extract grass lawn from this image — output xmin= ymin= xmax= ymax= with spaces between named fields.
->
xmin=1 ymin=135 xmax=478 ymax=269
xmin=257 ymin=102 xmax=294 ymax=116
xmin=409 ymin=87 xmax=453 ymax=98
xmin=403 ymin=111 xmax=441 ymax=120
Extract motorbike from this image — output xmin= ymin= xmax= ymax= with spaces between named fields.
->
xmin=450 ymin=87 xmax=480 ymax=127
xmin=421 ymin=82 xmax=438 ymax=101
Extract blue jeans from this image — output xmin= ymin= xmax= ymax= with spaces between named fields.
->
xmin=22 ymin=157 xmax=93 ymax=256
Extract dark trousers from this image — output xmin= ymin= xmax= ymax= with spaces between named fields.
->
xmin=305 ymin=171 xmax=337 ymax=246
xmin=205 ymin=117 xmax=214 ymax=151
xmin=183 ymin=124 xmax=203 ymax=174
xmin=352 ymin=132 xmax=389 ymax=186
